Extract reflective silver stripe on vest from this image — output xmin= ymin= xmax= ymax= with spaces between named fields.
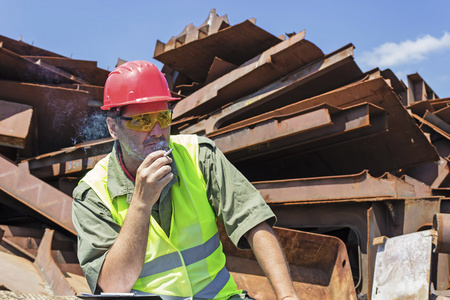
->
xmin=132 ymin=266 xmax=231 ymax=299
xmin=139 ymin=232 xmax=220 ymax=278
xmin=140 ymin=252 xmax=183 ymax=278
xmin=193 ymin=266 xmax=231 ymax=299
xmin=181 ymin=232 xmax=220 ymax=266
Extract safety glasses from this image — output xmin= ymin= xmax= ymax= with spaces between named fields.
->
xmin=118 ymin=109 xmax=172 ymax=132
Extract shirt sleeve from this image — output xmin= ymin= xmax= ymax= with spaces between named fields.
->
xmin=72 ymin=182 xmax=121 ymax=293
xmin=197 ymin=136 xmax=276 ymax=249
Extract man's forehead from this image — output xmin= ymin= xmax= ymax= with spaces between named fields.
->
xmin=122 ymin=101 xmax=168 ymax=115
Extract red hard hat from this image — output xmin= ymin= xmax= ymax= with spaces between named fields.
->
xmin=101 ymin=60 xmax=180 ymax=110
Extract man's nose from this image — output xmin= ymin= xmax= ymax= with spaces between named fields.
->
xmin=149 ymin=122 xmax=163 ymax=137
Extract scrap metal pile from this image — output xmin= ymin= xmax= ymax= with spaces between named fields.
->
xmin=1 ymin=9 xmax=450 ymax=299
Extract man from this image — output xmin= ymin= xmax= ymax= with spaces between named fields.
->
xmin=72 ymin=60 xmax=299 ymax=300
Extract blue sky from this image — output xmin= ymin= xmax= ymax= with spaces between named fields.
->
xmin=1 ymin=0 xmax=449 ymax=98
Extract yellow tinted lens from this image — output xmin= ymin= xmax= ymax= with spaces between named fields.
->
xmin=125 ymin=110 xmax=172 ymax=132
xmin=157 ymin=110 xmax=172 ymax=129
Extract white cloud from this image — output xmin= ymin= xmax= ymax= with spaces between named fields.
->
xmin=359 ymin=32 xmax=450 ymax=68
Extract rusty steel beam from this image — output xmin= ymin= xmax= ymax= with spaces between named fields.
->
xmin=220 ymin=224 xmax=357 ymax=299
xmin=23 ymin=57 xmax=109 ymax=86
xmin=19 ymin=137 xmax=114 ymax=180
xmin=34 ymin=229 xmax=76 ymax=296
xmin=227 ymin=77 xmax=437 ymax=179
xmin=204 ymin=57 xmax=238 ymax=84
xmin=172 ymin=30 xmax=323 ymax=120
xmin=0 ymin=156 xmax=76 ymax=235
xmin=0 ymin=236 xmax=36 ymax=261
xmin=253 ymin=170 xmax=423 ymax=204
xmin=434 ymin=213 xmax=450 ymax=254
xmin=271 ymin=197 xmax=440 ymax=295
xmin=207 ymin=76 xmax=408 ymax=136
xmin=0 ymin=99 xmax=33 ymax=149
xmin=0 ymin=250 xmax=50 ymax=294
xmin=154 ymin=10 xmax=282 ymax=83
xmin=0 ymin=44 xmax=80 ymax=84
xmin=407 ymin=73 xmax=438 ymax=104
xmin=435 ymin=105 xmax=450 ymax=124
xmin=0 ymin=34 xmax=64 ymax=57
xmin=211 ymin=103 xmax=386 ymax=164
xmin=401 ymin=175 xmax=433 ymax=198
xmin=380 ymin=173 xmax=416 ymax=198
xmin=154 ymin=9 xmax=230 ymax=56
xmin=0 ymin=79 xmax=91 ymax=155
xmin=424 ymin=110 xmax=450 ymax=136
xmin=177 ymin=43 xmax=362 ymax=135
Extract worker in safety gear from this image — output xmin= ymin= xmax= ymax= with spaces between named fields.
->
xmin=72 ymin=60 xmax=299 ymax=300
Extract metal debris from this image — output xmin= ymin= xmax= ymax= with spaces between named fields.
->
xmin=1 ymin=9 xmax=450 ymax=299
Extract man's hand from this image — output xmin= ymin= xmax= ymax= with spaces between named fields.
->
xmin=133 ymin=150 xmax=173 ymax=208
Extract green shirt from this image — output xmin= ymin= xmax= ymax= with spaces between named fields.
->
xmin=72 ymin=135 xmax=276 ymax=293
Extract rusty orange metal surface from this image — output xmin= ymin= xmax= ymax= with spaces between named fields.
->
xmin=172 ymin=30 xmax=323 ymax=120
xmin=34 ymin=229 xmax=76 ymax=295
xmin=176 ymin=43 xmax=361 ymax=136
xmin=220 ymin=224 xmax=357 ymax=299
xmin=0 ymin=99 xmax=33 ymax=149
xmin=154 ymin=14 xmax=282 ymax=83
xmin=211 ymin=103 xmax=386 ymax=164
xmin=434 ymin=213 xmax=450 ymax=253
xmin=19 ymin=137 xmax=113 ymax=180
xmin=0 ymin=156 xmax=76 ymax=235
xmin=1 ymin=10 xmax=450 ymax=300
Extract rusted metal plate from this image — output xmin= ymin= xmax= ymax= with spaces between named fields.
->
xmin=0 ymin=250 xmax=49 ymax=294
xmin=433 ymin=213 xmax=450 ymax=254
xmin=154 ymin=10 xmax=282 ymax=82
xmin=23 ymin=57 xmax=109 ymax=86
xmin=172 ymin=30 xmax=323 ymax=120
xmin=212 ymin=103 xmax=386 ymax=164
xmin=204 ymin=57 xmax=238 ymax=85
xmin=19 ymin=137 xmax=113 ymax=180
xmin=0 ymin=45 xmax=79 ymax=84
xmin=407 ymin=73 xmax=438 ymax=104
xmin=0 ymin=236 xmax=36 ymax=261
xmin=229 ymin=80 xmax=438 ymax=180
xmin=401 ymin=175 xmax=433 ymax=197
xmin=380 ymin=173 xmax=416 ymax=198
xmin=0 ymin=34 xmax=64 ymax=57
xmin=0 ymin=156 xmax=76 ymax=235
xmin=0 ymin=228 xmax=87 ymax=296
xmin=424 ymin=110 xmax=450 ymax=136
xmin=435 ymin=105 xmax=450 ymax=124
xmin=270 ymin=197 xmax=440 ymax=295
xmin=380 ymin=69 xmax=407 ymax=104
xmin=154 ymin=9 xmax=230 ymax=56
xmin=254 ymin=170 xmax=418 ymax=204
xmin=177 ymin=44 xmax=362 ymax=135
xmin=371 ymin=230 xmax=434 ymax=299
xmin=0 ymin=79 xmax=91 ymax=154
xmin=0 ymin=99 xmax=33 ymax=149
xmin=34 ymin=229 xmax=76 ymax=295
xmin=403 ymin=198 xmax=440 ymax=233
xmin=220 ymin=225 xmax=357 ymax=299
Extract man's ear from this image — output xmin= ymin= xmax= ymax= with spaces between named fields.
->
xmin=106 ymin=117 xmax=120 ymax=139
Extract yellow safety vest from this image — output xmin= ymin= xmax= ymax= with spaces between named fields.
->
xmin=81 ymin=135 xmax=241 ymax=300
